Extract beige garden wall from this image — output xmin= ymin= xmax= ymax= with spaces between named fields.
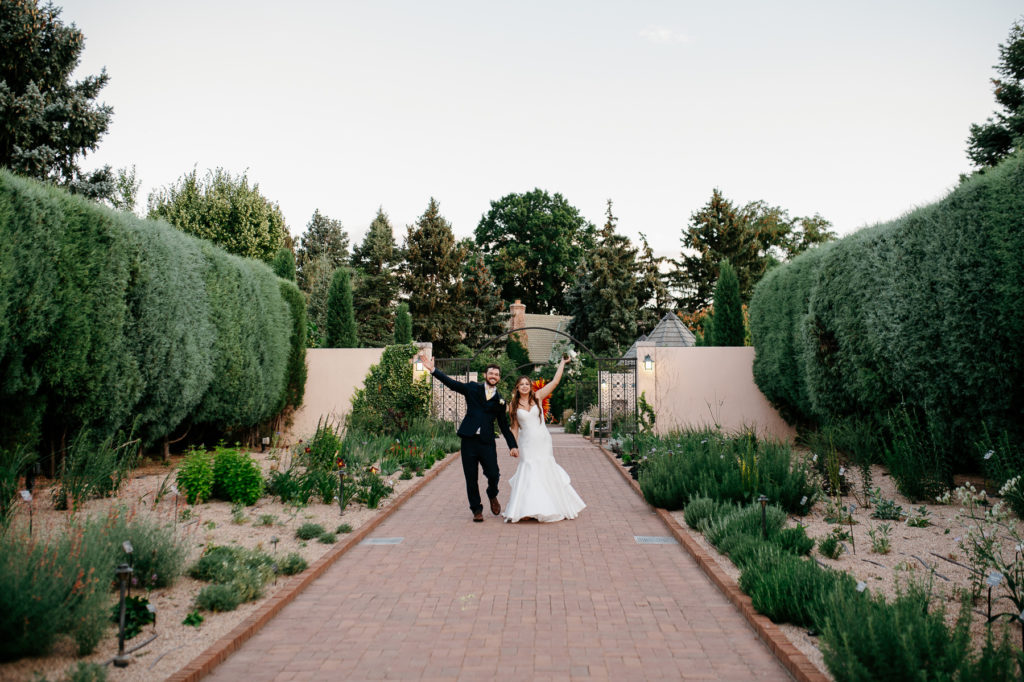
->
xmin=289 ymin=348 xmax=385 ymax=439
xmin=636 ymin=345 xmax=796 ymax=442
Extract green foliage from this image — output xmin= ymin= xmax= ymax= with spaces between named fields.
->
xmin=296 ymin=209 xmax=349 ymax=292
xmin=65 ymin=661 xmax=108 ymax=682
xmin=739 ymin=551 xmax=856 ymax=629
xmin=683 ymin=496 xmax=721 ymax=529
xmin=393 ymin=302 xmax=412 ymax=344
xmin=708 ymin=260 xmax=744 ymax=346
xmin=978 ymin=426 xmax=1024 ymax=519
xmin=402 ymin=198 xmax=468 ymax=356
xmin=351 ymin=208 xmax=399 ymax=347
xmin=279 ymin=280 xmax=308 ymax=410
xmin=295 ymin=523 xmax=326 ymax=541
xmin=194 ymin=583 xmax=242 ymax=612
xmin=212 ymin=446 xmax=264 ymax=505
xmin=348 ymin=344 xmax=430 ymax=434
xmin=867 ymin=523 xmax=892 ymax=554
xmin=818 ymin=529 xmax=846 ymax=560
xmin=461 ymin=251 xmax=507 ymax=348
xmin=566 ymin=201 xmax=641 ymax=356
xmin=777 ymin=525 xmax=815 ymax=556
xmin=751 ymin=152 xmax=1024 ymax=468
xmin=182 ymin=610 xmax=204 ymax=627
xmin=325 ymin=267 xmax=358 ymax=347
xmin=147 ymin=168 xmax=287 ymax=262
xmin=317 ymin=532 xmax=337 ymax=544
xmin=355 ymin=471 xmax=393 ymax=509
xmin=966 ymin=20 xmax=1024 ymax=169
xmin=336 ymin=523 xmax=353 ymax=534
xmin=110 ymin=595 xmax=155 ymax=639
xmin=176 ymin=447 xmax=214 ymax=504
xmin=0 ymin=444 xmax=36 ymax=529
xmin=0 ymin=0 xmax=114 ymax=195
xmin=277 ymin=552 xmax=307 ymax=575
xmin=52 ymin=428 xmax=139 ymax=511
xmin=699 ymin=503 xmax=787 ymax=549
xmin=881 ymin=406 xmax=950 ymax=502
xmin=636 ymin=429 xmax=817 ymax=513
xmin=271 ymin=247 xmax=296 ymax=281
xmin=475 ymin=188 xmax=597 ymax=314
xmin=819 ymin=577 xmax=1020 ymax=682
xmin=98 ymin=507 xmax=187 ymax=590
xmin=868 ymin=488 xmax=905 ymax=520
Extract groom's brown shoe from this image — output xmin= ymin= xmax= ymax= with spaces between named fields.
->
xmin=473 ymin=511 xmax=483 ymax=522
xmin=489 ymin=497 xmax=501 ymax=515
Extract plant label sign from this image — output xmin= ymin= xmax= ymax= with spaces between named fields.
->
xmin=19 ymin=490 xmax=31 ymax=502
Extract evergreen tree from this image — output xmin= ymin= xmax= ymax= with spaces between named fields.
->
xmin=325 ymin=267 xmax=358 ymax=348
xmin=0 ymin=0 xmax=115 ymax=199
xmin=635 ymin=233 xmax=673 ymax=336
xmin=296 ymin=209 xmax=349 ymax=291
xmin=272 ymin=247 xmax=296 ymax=281
xmin=148 ymin=168 xmax=287 ymax=262
xmin=709 ymin=260 xmax=744 ymax=346
xmin=394 ymin=302 xmax=412 ymax=344
xmin=967 ymin=18 xmax=1024 ymax=168
xmin=304 ymin=255 xmax=334 ymax=347
xmin=400 ymin=198 xmax=467 ymax=357
xmin=461 ymin=251 xmax=506 ymax=349
xmin=673 ymin=189 xmax=763 ymax=312
xmin=351 ymin=208 xmax=399 ymax=347
xmin=566 ymin=201 xmax=640 ymax=356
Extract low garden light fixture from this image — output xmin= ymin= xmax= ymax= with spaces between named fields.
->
xmin=114 ymin=563 xmax=134 ymax=667
xmin=261 ymin=436 xmax=270 ymax=452
xmin=643 ymin=354 xmax=653 ymax=372
xmin=123 ymin=540 xmax=134 ymax=597
xmin=758 ymin=495 xmax=769 ymax=539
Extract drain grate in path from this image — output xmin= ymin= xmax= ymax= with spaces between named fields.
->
xmin=634 ymin=535 xmax=678 ymax=545
xmin=361 ymin=537 xmax=404 ymax=545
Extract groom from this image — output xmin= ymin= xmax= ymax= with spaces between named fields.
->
xmin=418 ymin=352 xmax=518 ymax=522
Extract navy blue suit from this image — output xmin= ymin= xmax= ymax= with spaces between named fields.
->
xmin=432 ymin=368 xmax=518 ymax=514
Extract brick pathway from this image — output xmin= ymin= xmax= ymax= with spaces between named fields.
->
xmin=206 ymin=432 xmax=790 ymax=681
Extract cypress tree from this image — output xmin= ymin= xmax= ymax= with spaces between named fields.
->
xmin=400 ymin=198 xmax=467 ymax=357
xmin=394 ymin=302 xmax=412 ymax=344
xmin=461 ymin=251 xmax=506 ymax=349
xmin=325 ymin=267 xmax=358 ymax=348
xmin=710 ymin=261 xmax=744 ymax=346
xmin=272 ymin=247 xmax=296 ymax=281
xmin=351 ymin=208 xmax=399 ymax=347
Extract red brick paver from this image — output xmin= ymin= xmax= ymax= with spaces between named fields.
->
xmin=205 ymin=433 xmax=790 ymax=681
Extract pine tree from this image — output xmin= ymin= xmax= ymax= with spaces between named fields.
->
xmin=709 ymin=261 xmax=743 ymax=346
xmin=325 ymin=267 xmax=358 ymax=348
xmin=394 ymin=302 xmax=412 ymax=344
xmin=566 ymin=200 xmax=640 ymax=357
xmin=272 ymin=247 xmax=296 ymax=281
xmin=635 ymin=233 xmax=673 ymax=336
xmin=351 ymin=208 xmax=399 ymax=347
xmin=461 ymin=252 xmax=506 ymax=349
xmin=400 ymin=198 xmax=467 ymax=357
xmin=296 ymin=209 xmax=349 ymax=291
xmin=967 ymin=19 xmax=1024 ymax=168
xmin=304 ymin=256 xmax=334 ymax=347
xmin=674 ymin=189 xmax=763 ymax=312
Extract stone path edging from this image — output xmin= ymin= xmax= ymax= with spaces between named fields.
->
xmin=166 ymin=451 xmax=461 ymax=682
xmin=594 ymin=440 xmax=828 ymax=682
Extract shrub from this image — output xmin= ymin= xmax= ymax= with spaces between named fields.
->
xmin=683 ymin=496 xmax=719 ymax=529
xmin=295 ymin=523 xmax=326 ymax=541
xmin=277 ymin=552 xmax=307 ymax=576
xmin=212 ymin=446 xmax=263 ymax=505
xmin=699 ymin=503 xmax=787 ymax=550
xmin=0 ymin=444 xmax=36 ymax=529
xmin=195 ymin=583 xmax=243 ymax=612
xmin=109 ymin=595 xmax=156 ymax=639
xmin=868 ymin=488 xmax=905 ymax=520
xmin=348 ymin=344 xmax=430 ymax=434
xmin=278 ymin=280 xmax=307 ymax=411
xmin=177 ymin=447 xmax=215 ymax=504
xmin=318 ymin=532 xmax=337 ymax=544
xmin=336 ymin=523 xmax=353 ymax=534
xmin=818 ymin=529 xmax=846 ymax=560
xmin=325 ymin=267 xmax=358 ymax=348
xmin=881 ymin=406 xmax=950 ymax=502
xmin=65 ymin=662 xmax=108 ymax=682
xmin=739 ymin=552 xmax=857 ymax=629
xmin=93 ymin=506 xmax=186 ymax=590
xmin=189 ymin=545 xmax=274 ymax=605
xmin=52 ymin=427 xmax=139 ymax=511
xmin=777 ymin=525 xmax=815 ymax=556
xmin=355 ymin=471 xmax=393 ymax=509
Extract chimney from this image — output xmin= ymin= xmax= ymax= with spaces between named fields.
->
xmin=509 ymin=299 xmax=528 ymax=349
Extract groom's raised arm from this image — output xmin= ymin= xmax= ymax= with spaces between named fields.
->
xmin=429 ymin=366 xmax=470 ymax=396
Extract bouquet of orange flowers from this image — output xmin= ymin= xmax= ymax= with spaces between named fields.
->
xmin=531 ymin=378 xmax=552 ymax=422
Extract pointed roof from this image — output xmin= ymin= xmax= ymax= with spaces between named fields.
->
xmin=623 ymin=313 xmax=696 ymax=358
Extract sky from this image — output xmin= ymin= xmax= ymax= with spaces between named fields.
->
xmin=62 ymin=0 xmax=1022 ymax=258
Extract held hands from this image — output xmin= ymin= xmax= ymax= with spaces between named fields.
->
xmin=509 ymin=448 xmax=519 ymax=458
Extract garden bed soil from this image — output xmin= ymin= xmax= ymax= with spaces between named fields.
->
xmin=0 ymin=445 xmax=430 ymax=682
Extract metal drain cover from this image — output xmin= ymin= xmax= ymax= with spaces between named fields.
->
xmin=634 ymin=535 xmax=678 ymax=545
xmin=361 ymin=537 xmax=404 ymax=545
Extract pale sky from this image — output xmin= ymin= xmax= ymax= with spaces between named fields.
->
xmin=63 ymin=0 xmax=1021 ymax=258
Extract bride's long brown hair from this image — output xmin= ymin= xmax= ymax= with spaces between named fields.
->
xmin=509 ymin=376 xmax=543 ymax=429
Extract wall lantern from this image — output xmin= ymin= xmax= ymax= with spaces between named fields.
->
xmin=414 ymin=357 xmax=424 ymax=372
xmin=643 ymin=354 xmax=653 ymax=372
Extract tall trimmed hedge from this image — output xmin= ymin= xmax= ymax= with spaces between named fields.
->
xmin=750 ymin=152 xmax=1024 ymax=466
xmin=0 ymin=171 xmax=305 ymax=455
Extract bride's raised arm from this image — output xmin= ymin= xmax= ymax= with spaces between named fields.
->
xmin=535 ymin=357 xmax=568 ymax=402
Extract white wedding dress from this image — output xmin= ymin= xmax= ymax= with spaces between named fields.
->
xmin=503 ymin=405 xmax=586 ymax=523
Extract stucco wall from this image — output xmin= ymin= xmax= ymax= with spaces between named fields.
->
xmin=289 ymin=348 xmax=385 ymax=439
xmin=636 ymin=345 xmax=796 ymax=442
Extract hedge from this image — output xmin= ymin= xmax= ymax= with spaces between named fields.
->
xmin=750 ymin=152 xmax=1024 ymax=467
xmin=0 ymin=170 xmax=304 ymax=456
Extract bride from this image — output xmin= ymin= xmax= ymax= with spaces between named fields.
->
xmin=503 ymin=356 xmax=586 ymax=523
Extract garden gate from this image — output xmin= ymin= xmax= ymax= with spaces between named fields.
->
xmin=430 ymin=357 xmax=471 ymax=425
xmin=595 ymin=356 xmax=638 ymax=446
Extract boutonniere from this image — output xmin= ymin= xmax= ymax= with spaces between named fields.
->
xmin=499 ymin=398 xmax=505 ymax=406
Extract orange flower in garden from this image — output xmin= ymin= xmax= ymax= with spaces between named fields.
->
xmin=531 ymin=379 xmax=551 ymax=421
